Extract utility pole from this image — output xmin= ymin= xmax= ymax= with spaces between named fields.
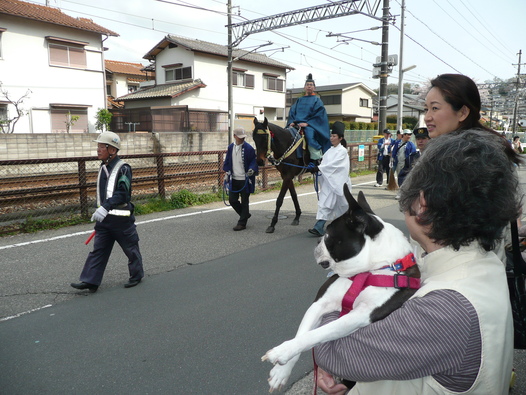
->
xmin=227 ymin=0 xmax=233 ymax=145
xmin=378 ymin=0 xmax=390 ymax=134
xmin=512 ymin=49 xmax=523 ymax=133
xmin=396 ymin=0 xmax=405 ymax=134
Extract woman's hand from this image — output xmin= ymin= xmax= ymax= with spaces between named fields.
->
xmin=317 ymin=368 xmax=349 ymax=395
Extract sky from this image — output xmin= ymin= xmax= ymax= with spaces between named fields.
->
xmin=32 ymin=0 xmax=525 ymax=94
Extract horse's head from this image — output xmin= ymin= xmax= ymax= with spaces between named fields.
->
xmin=252 ymin=117 xmax=271 ymax=166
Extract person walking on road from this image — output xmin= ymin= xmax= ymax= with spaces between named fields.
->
xmin=223 ymin=127 xmax=258 ymax=231
xmin=392 ymin=129 xmax=417 ymax=199
xmin=308 ymin=121 xmax=352 ymax=237
xmin=71 ymin=132 xmax=144 ymax=293
xmin=391 ymin=129 xmax=416 ymax=180
xmin=396 ymin=127 xmax=431 ymax=199
xmin=375 ymin=129 xmax=392 ymax=187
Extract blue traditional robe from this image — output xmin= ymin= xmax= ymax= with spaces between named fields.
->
xmin=288 ymin=95 xmax=330 ymax=153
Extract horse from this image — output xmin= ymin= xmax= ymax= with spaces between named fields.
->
xmin=252 ymin=117 xmax=309 ymax=233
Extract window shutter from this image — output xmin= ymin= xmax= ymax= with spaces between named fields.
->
xmin=246 ymin=74 xmax=255 ymax=88
xmin=277 ymin=79 xmax=284 ymax=92
xmin=49 ymin=44 xmax=69 ymax=67
xmin=69 ymin=47 xmax=86 ymax=68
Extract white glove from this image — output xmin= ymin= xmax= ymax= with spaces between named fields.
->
xmin=224 ymin=171 xmax=230 ymax=183
xmin=247 ymin=169 xmax=254 ymax=177
xmin=91 ymin=206 xmax=108 ymax=222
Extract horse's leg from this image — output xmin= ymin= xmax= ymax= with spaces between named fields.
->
xmin=266 ymin=178 xmax=292 ymax=233
xmin=288 ymin=180 xmax=302 ymax=226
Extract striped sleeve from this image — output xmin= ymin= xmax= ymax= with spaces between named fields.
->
xmin=313 ymin=289 xmax=481 ymax=392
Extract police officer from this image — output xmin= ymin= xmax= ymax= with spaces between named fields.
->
xmin=71 ymin=132 xmax=144 ymax=292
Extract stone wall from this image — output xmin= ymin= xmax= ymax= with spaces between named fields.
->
xmin=0 ymin=123 xmax=378 ymax=161
xmin=0 ymin=131 xmax=234 ymax=161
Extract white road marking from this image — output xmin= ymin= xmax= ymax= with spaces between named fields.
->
xmin=0 ymin=304 xmax=52 ymax=322
xmin=0 ymin=181 xmax=375 ymax=250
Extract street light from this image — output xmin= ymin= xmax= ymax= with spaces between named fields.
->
xmin=396 ymin=64 xmax=416 ymax=133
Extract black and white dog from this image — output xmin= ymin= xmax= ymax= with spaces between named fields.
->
xmin=262 ymin=185 xmax=421 ymax=392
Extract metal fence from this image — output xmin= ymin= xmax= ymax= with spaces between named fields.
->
xmin=0 ymin=142 xmax=378 ymax=228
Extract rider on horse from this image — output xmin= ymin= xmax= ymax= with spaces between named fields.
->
xmin=287 ymin=73 xmax=331 ymax=164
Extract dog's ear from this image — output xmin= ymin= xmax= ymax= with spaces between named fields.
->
xmin=343 ymin=184 xmax=359 ymax=211
xmin=263 ymin=117 xmax=268 ymax=128
xmin=253 ymin=117 xmax=258 ymax=126
xmin=357 ymin=191 xmax=375 ymax=215
xmin=344 ymin=187 xmax=384 ymax=239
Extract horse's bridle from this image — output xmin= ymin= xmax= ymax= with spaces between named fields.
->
xmin=255 ymin=127 xmax=305 ymax=166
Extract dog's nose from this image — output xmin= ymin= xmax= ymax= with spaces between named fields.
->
xmin=319 ymin=261 xmax=330 ymax=269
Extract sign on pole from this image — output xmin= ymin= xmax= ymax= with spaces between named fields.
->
xmin=358 ymin=145 xmax=365 ymax=161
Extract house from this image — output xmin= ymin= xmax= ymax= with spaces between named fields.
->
xmin=0 ymin=0 xmax=118 ymax=133
xmin=112 ymin=34 xmax=293 ymax=133
xmin=286 ymin=82 xmax=376 ymax=123
xmin=105 ymin=60 xmax=154 ymax=110
xmin=384 ymin=94 xmax=425 ymax=119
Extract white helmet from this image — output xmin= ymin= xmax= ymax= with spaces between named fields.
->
xmin=94 ymin=132 xmax=120 ymax=150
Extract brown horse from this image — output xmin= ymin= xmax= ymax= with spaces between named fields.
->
xmin=252 ymin=117 xmax=309 ymax=233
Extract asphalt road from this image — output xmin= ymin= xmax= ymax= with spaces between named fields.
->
xmin=1 ymin=170 xmax=526 ymax=394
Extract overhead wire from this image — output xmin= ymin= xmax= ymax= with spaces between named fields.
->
xmin=398 ymin=1 xmax=497 ymax=78
xmin=459 ymin=0 xmax=513 ymax=61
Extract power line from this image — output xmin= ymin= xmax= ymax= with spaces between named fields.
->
xmin=400 ymin=3 xmax=497 ymax=78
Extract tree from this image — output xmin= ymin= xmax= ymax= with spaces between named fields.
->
xmin=95 ymin=108 xmax=112 ymax=132
xmin=64 ymin=111 xmax=80 ymax=133
xmin=0 ymin=82 xmax=31 ymax=134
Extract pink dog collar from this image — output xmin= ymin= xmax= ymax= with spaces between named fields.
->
xmin=340 ymin=253 xmax=421 ymax=317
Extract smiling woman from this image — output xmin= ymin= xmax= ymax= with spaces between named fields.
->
xmin=423 ymin=73 xmax=521 ymax=166
xmin=424 ymin=74 xmax=490 ymax=138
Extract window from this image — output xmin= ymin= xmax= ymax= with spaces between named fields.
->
xmin=264 ymin=75 xmax=284 ymax=92
xmin=320 ymin=95 xmax=342 ymax=105
xmin=360 ymin=98 xmax=369 ymax=107
xmin=0 ymin=104 xmax=8 ymax=133
xmin=233 ymin=72 xmax=254 ymax=88
xmin=106 ymin=84 xmax=112 ymax=96
xmin=0 ymin=28 xmax=4 ymax=58
xmin=165 ymin=66 xmax=192 ymax=82
xmin=50 ymin=108 xmax=88 ymax=133
xmin=128 ymin=85 xmax=138 ymax=93
xmin=49 ymin=43 xmax=86 ymax=68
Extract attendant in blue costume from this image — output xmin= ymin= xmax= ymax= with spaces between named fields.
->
xmin=287 ymin=73 xmax=330 ymax=163
xmin=223 ymin=128 xmax=259 ymax=231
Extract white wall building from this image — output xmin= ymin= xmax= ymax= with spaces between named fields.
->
xmin=0 ymin=0 xmax=117 ymax=134
xmin=287 ymin=82 xmax=376 ymax=123
xmin=116 ymin=34 xmax=293 ymax=132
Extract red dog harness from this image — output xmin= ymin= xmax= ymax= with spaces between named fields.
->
xmin=312 ymin=253 xmax=420 ymax=394
xmin=339 ymin=253 xmax=420 ymax=317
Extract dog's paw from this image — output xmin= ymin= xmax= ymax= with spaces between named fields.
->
xmin=268 ymin=362 xmax=294 ymax=392
xmin=263 ymin=340 xmax=297 ymax=365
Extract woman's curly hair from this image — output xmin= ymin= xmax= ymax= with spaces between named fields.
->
xmin=399 ymin=129 xmax=523 ymax=251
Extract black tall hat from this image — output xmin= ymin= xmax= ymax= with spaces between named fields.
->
xmin=331 ymin=121 xmax=345 ymax=137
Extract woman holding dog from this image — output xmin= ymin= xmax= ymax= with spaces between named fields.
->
xmin=308 ymin=121 xmax=352 ymax=237
xmin=315 ymin=75 xmax=522 ymax=395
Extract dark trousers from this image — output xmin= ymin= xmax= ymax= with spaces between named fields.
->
xmin=376 ymin=156 xmax=391 ymax=185
xmin=80 ymin=215 xmax=144 ymax=286
xmin=229 ymin=179 xmax=250 ymax=225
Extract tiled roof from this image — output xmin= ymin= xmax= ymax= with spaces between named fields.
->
xmin=117 ymin=79 xmax=206 ymax=101
xmin=0 ymin=0 xmax=118 ymax=36
xmin=105 ymin=60 xmax=151 ymax=78
xmin=107 ymin=96 xmax=124 ymax=109
xmin=144 ymin=34 xmax=293 ymax=71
